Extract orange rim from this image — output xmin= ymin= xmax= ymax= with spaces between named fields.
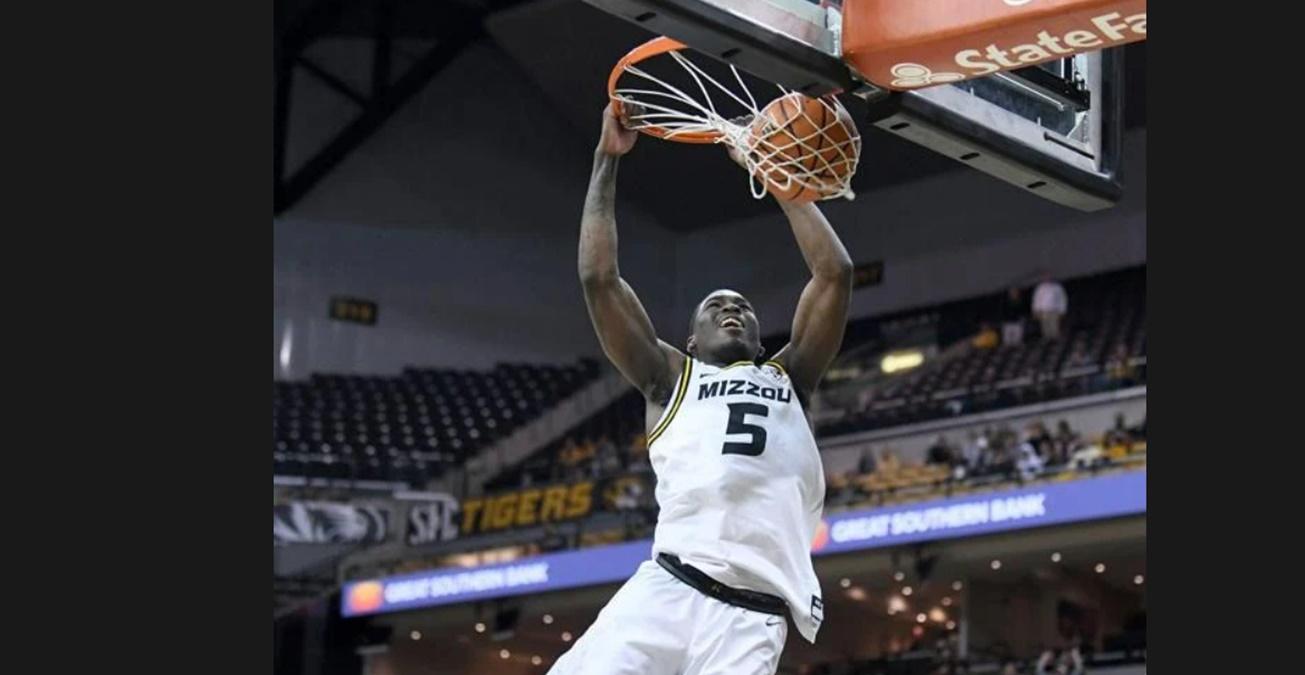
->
xmin=608 ymin=36 xmax=725 ymax=144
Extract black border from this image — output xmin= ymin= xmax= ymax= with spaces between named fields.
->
xmin=58 ymin=0 xmax=265 ymax=668
xmin=1158 ymin=6 xmax=1286 ymax=674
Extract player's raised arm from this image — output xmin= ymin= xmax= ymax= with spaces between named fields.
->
xmin=770 ymin=200 xmax=854 ymax=399
xmin=578 ymin=105 xmax=684 ymax=404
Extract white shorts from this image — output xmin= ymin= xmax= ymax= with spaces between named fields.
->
xmin=546 ymin=559 xmax=788 ymax=675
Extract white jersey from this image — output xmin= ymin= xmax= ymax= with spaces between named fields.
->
xmin=647 ymin=356 xmax=826 ymax=643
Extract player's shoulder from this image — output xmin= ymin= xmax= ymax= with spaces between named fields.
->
xmin=644 ymin=342 xmax=689 ymax=407
xmin=761 ymin=358 xmax=812 ymax=409
xmin=759 ymin=359 xmax=792 ymax=383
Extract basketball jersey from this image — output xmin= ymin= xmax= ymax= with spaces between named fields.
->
xmin=647 ymin=356 xmax=826 ymax=643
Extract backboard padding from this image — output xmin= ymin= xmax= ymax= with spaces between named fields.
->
xmin=585 ymin=0 xmax=1133 ymax=211
xmin=583 ymin=0 xmax=854 ymax=95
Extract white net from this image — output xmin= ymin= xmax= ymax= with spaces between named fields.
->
xmin=611 ymin=45 xmax=861 ymax=202
xmin=744 ymin=93 xmax=861 ymax=202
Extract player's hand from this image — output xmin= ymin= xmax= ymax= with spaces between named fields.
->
xmin=598 ymin=102 xmax=641 ymax=157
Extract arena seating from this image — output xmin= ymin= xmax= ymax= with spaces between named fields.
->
xmin=485 ymin=266 xmax=1145 ymax=490
xmin=816 ymin=266 xmax=1145 ymax=436
xmin=273 ymin=358 xmax=602 ymax=483
xmin=484 ymin=388 xmax=645 ymax=491
xmin=274 ymin=267 xmax=1143 ymax=489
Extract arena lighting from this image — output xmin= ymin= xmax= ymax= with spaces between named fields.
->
xmin=500 ymin=649 xmax=510 ymax=659
xmin=901 ymin=586 xmax=913 ymax=596
xmin=532 ymin=656 xmax=543 ymax=666
xmin=1133 ymin=575 xmax=1144 ymax=585
xmin=409 ymin=630 xmax=421 ymax=640
xmin=893 ymin=571 xmax=906 ymax=582
xmin=839 ymin=578 xmax=851 ymax=588
xmin=1051 ymin=552 xmax=1062 ymax=562
xmin=542 ymin=614 xmax=554 ymax=625
xmin=881 ymin=351 xmax=925 ymax=374
xmin=562 ymin=632 xmax=573 ymax=642
xmin=990 ymin=559 xmax=1002 ymax=570
xmin=916 ymin=613 xmax=927 ymax=623
xmin=1095 ymin=563 xmax=1106 ymax=573
xmin=941 ymin=597 xmax=952 ymax=606
xmin=952 ymin=581 xmax=963 ymax=591
xmin=474 ymin=623 xmax=486 ymax=633
xmin=928 ymin=608 xmax=946 ymax=623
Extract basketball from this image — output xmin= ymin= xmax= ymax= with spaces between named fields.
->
xmin=746 ymin=93 xmax=861 ymax=203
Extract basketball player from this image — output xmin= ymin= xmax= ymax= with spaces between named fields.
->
xmin=549 ymin=104 xmax=853 ymax=674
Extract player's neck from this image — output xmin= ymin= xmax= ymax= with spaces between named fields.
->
xmin=695 ymin=352 xmax=756 ymax=368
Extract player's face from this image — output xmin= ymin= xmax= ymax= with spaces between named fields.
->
xmin=690 ymin=290 xmax=760 ymax=364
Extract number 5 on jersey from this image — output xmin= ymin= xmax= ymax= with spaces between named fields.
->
xmin=722 ymin=402 xmax=769 ymax=456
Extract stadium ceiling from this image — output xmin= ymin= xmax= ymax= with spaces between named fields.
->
xmin=273 ymin=0 xmax=1146 ymax=229
xmin=273 ymin=0 xmax=526 ymax=214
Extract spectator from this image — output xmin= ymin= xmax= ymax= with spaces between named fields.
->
xmin=1105 ymin=343 xmax=1136 ymax=386
xmin=1028 ymin=421 xmax=1054 ymax=459
xmin=1033 ymin=274 xmax=1068 ymax=341
xmin=627 ymin=431 xmax=651 ymax=473
xmin=824 ymin=471 xmax=857 ymax=508
xmin=1016 ymin=431 xmax=1045 ymax=479
xmin=558 ymin=437 xmax=583 ymax=467
xmin=611 ymin=477 xmax=643 ymax=511
xmin=1129 ymin=415 xmax=1146 ymax=440
xmin=877 ymin=448 xmax=902 ymax=474
xmin=1104 ymin=412 xmax=1132 ymax=447
xmin=1052 ymin=420 xmax=1079 ymax=463
xmin=961 ymin=430 xmax=984 ymax=474
xmin=1065 ymin=342 xmax=1092 ymax=368
xmin=975 ymin=428 xmax=994 ymax=472
xmin=595 ymin=434 xmax=622 ymax=475
xmin=988 ymin=440 xmax=1016 ymax=479
xmin=927 ymin=435 xmax=953 ymax=465
xmin=1001 ymin=286 xmax=1026 ymax=347
xmin=973 ymin=323 xmax=1000 ymax=350
xmin=858 ymin=448 xmax=877 ymax=475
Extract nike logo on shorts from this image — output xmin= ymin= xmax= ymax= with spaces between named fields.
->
xmin=765 ymin=617 xmax=782 ymax=626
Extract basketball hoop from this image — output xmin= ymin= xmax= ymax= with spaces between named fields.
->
xmin=608 ymin=36 xmax=861 ymax=202
xmin=608 ymin=37 xmax=729 ymax=145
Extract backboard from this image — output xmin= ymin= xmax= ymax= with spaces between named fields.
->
xmin=584 ymin=0 xmax=1145 ymax=211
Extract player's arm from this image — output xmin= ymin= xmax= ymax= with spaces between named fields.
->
xmin=770 ymin=200 xmax=854 ymax=399
xmin=578 ymin=105 xmax=684 ymax=404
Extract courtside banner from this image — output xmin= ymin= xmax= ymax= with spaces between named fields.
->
xmin=342 ymin=470 xmax=1143 ymax=616
xmin=811 ymin=470 xmax=1146 ymax=555
xmin=341 ymin=540 xmax=654 ymax=617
